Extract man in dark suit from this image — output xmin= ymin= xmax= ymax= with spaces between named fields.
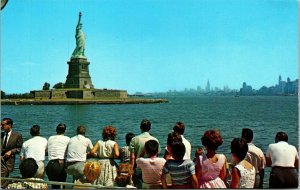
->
xmin=1 ymin=118 xmax=23 ymax=175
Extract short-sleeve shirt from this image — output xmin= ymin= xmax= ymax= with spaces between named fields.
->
xmin=120 ymin=145 xmax=130 ymax=163
xmin=162 ymin=159 xmax=195 ymax=186
xmin=181 ymin=135 xmax=192 ymax=160
xmin=136 ymin=157 xmax=166 ymax=184
xmin=66 ymin=135 xmax=93 ymax=162
xmin=245 ymin=143 xmax=266 ymax=173
xmin=20 ymin=136 xmax=48 ymax=162
xmin=130 ymin=132 xmax=160 ymax=158
xmin=47 ymin=135 xmax=70 ymax=160
xmin=266 ymin=141 xmax=298 ymax=167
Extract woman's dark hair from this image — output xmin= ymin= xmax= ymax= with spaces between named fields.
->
xmin=102 ymin=126 xmax=117 ymax=141
xmin=201 ymin=129 xmax=223 ymax=150
xmin=173 ymin=122 xmax=185 ymax=135
xmin=230 ymin=138 xmax=248 ymax=161
xmin=167 ymin=132 xmax=182 ymax=147
xmin=19 ymin=158 xmax=38 ymax=178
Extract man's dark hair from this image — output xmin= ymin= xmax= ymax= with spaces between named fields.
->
xmin=241 ymin=128 xmax=253 ymax=143
xmin=2 ymin=118 xmax=13 ymax=126
xmin=30 ymin=125 xmax=40 ymax=136
xmin=173 ymin=121 xmax=185 ymax=135
xmin=19 ymin=158 xmax=38 ymax=178
xmin=145 ymin=140 xmax=159 ymax=157
xmin=56 ymin=123 xmax=67 ymax=134
xmin=125 ymin=133 xmax=135 ymax=146
xmin=140 ymin=119 xmax=151 ymax=132
xmin=275 ymin=131 xmax=288 ymax=143
xmin=231 ymin=138 xmax=248 ymax=161
xmin=77 ymin=125 xmax=86 ymax=135
xmin=171 ymin=142 xmax=185 ymax=161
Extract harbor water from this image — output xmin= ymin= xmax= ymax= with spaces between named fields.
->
xmin=1 ymin=96 xmax=298 ymax=186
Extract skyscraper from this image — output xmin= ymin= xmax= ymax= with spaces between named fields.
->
xmin=205 ymin=80 xmax=210 ymax=92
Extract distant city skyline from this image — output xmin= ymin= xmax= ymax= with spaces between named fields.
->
xmin=156 ymin=75 xmax=298 ymax=94
xmin=1 ymin=0 xmax=298 ymax=94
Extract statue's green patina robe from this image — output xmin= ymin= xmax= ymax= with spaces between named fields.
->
xmin=72 ymin=12 xmax=85 ymax=58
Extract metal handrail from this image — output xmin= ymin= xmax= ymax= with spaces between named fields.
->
xmin=0 ymin=177 xmax=123 ymax=189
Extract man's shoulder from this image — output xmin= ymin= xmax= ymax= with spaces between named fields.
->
xmin=11 ymin=131 xmax=22 ymax=137
xmin=49 ymin=135 xmax=70 ymax=141
xmin=267 ymin=143 xmax=277 ymax=149
xmin=133 ymin=132 xmax=155 ymax=140
xmin=37 ymin=136 xmax=48 ymax=142
xmin=181 ymin=136 xmax=191 ymax=145
xmin=26 ymin=136 xmax=47 ymax=144
xmin=248 ymin=143 xmax=264 ymax=154
xmin=183 ymin=159 xmax=194 ymax=164
xmin=287 ymin=144 xmax=298 ymax=152
xmin=154 ymin=157 xmax=166 ymax=163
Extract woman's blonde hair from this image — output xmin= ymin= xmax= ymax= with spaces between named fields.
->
xmin=83 ymin=161 xmax=101 ymax=183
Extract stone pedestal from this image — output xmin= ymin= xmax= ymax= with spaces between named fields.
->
xmin=65 ymin=57 xmax=94 ymax=89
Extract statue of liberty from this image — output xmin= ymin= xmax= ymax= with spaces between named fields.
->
xmin=72 ymin=12 xmax=85 ymax=58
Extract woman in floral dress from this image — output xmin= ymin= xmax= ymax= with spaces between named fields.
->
xmin=91 ymin=126 xmax=119 ymax=187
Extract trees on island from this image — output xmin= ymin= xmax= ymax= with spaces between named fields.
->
xmin=53 ymin=82 xmax=64 ymax=89
xmin=42 ymin=82 xmax=51 ymax=90
xmin=42 ymin=82 xmax=65 ymax=90
xmin=1 ymin=92 xmax=34 ymax=99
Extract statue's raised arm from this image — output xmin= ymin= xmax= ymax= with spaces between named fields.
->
xmin=72 ymin=12 xmax=86 ymax=58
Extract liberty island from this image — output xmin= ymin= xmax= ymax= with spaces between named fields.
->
xmin=1 ymin=12 xmax=167 ymax=105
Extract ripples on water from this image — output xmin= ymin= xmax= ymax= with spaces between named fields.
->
xmin=1 ymin=96 xmax=298 ymax=174
xmin=2 ymin=96 xmax=298 ymax=155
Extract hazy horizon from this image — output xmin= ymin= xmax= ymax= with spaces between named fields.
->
xmin=1 ymin=0 xmax=298 ymax=94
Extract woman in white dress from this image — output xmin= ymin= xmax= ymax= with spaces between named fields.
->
xmin=230 ymin=138 xmax=256 ymax=188
xmin=91 ymin=126 xmax=119 ymax=187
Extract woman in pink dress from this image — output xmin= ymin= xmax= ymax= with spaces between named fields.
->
xmin=194 ymin=129 xmax=228 ymax=188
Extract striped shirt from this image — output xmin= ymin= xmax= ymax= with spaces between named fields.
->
xmin=162 ymin=159 xmax=195 ymax=186
xmin=136 ymin=157 xmax=166 ymax=184
xmin=120 ymin=146 xmax=130 ymax=163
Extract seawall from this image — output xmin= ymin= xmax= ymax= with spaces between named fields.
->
xmin=1 ymin=98 xmax=168 ymax=105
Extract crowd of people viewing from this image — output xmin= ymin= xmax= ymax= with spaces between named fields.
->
xmin=1 ymin=117 xmax=299 ymax=189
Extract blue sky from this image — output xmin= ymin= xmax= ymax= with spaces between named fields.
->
xmin=1 ymin=0 xmax=298 ymax=94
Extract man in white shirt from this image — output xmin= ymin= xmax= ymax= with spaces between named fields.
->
xmin=173 ymin=122 xmax=191 ymax=160
xmin=66 ymin=125 xmax=93 ymax=180
xmin=20 ymin=125 xmax=48 ymax=178
xmin=266 ymin=131 xmax=298 ymax=188
xmin=241 ymin=128 xmax=266 ymax=188
xmin=46 ymin=123 xmax=70 ymax=189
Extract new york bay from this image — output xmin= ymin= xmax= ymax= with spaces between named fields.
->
xmin=1 ymin=96 xmax=298 ymax=184
xmin=2 ymin=96 xmax=297 ymax=154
